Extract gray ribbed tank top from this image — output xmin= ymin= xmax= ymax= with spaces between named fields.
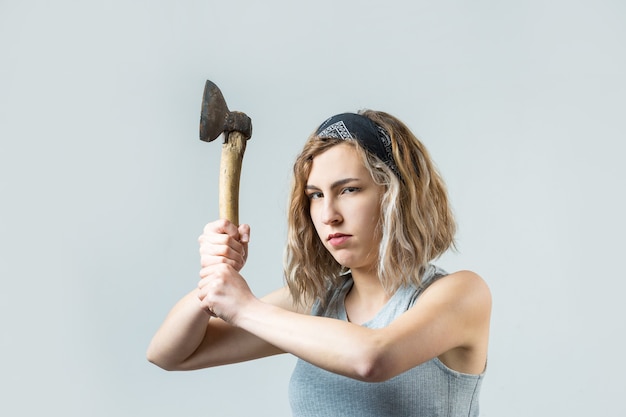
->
xmin=288 ymin=265 xmax=484 ymax=417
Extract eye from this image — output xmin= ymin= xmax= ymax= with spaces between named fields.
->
xmin=341 ymin=187 xmax=360 ymax=195
xmin=307 ymin=191 xmax=323 ymax=200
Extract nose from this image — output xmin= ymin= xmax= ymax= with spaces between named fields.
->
xmin=320 ymin=198 xmax=342 ymax=225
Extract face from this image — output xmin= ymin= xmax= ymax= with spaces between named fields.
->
xmin=306 ymin=143 xmax=385 ymax=273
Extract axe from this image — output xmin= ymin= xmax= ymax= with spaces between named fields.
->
xmin=199 ymin=80 xmax=252 ymax=226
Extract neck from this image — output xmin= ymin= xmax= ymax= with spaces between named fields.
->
xmin=350 ymin=270 xmax=386 ymax=297
xmin=345 ymin=268 xmax=391 ymax=323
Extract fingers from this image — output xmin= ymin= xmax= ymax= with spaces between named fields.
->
xmin=198 ymin=220 xmax=250 ymax=271
xmin=201 ymin=219 xmax=250 ymax=243
xmin=197 ymin=265 xmax=225 ymax=310
xmin=196 ymin=263 xmax=252 ymax=323
xmin=238 ymin=223 xmax=250 ymax=263
xmin=198 ymin=242 xmax=245 ymax=271
xmin=196 ymin=284 xmax=217 ymax=317
xmin=202 ymin=219 xmax=242 ymax=239
xmin=198 ymin=264 xmax=228 ymax=291
xmin=238 ymin=223 xmax=250 ymax=244
xmin=198 ymin=233 xmax=242 ymax=262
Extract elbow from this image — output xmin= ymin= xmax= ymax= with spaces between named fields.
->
xmin=146 ymin=355 xmax=173 ymax=371
xmin=146 ymin=345 xmax=182 ymax=372
xmin=354 ymin=357 xmax=391 ymax=383
xmin=147 ymin=356 xmax=184 ymax=372
xmin=351 ymin=342 xmax=393 ymax=383
xmin=146 ymin=352 xmax=172 ymax=371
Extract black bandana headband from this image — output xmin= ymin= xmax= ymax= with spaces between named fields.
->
xmin=315 ymin=113 xmax=401 ymax=178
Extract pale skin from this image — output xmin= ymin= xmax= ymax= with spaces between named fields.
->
xmin=147 ymin=143 xmax=491 ymax=382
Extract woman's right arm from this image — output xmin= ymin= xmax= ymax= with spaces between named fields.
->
xmin=147 ymin=219 xmax=302 ymax=371
xmin=146 ymin=285 xmax=297 ymax=371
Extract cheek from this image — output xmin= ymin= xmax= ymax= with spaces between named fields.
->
xmin=308 ymin=204 xmax=317 ymax=226
xmin=365 ymin=206 xmax=383 ymax=241
xmin=308 ymin=207 xmax=324 ymax=237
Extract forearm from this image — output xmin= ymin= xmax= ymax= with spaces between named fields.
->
xmin=147 ymin=290 xmax=210 ymax=370
xmin=235 ymin=300 xmax=385 ymax=381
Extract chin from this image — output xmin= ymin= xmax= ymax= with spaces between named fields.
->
xmin=333 ymin=256 xmax=361 ymax=270
xmin=331 ymin=255 xmax=353 ymax=269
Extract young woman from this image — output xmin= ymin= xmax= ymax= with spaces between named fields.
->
xmin=147 ymin=110 xmax=492 ymax=416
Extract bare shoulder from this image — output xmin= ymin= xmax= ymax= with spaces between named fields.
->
xmin=418 ymin=270 xmax=491 ymax=372
xmin=426 ymin=270 xmax=491 ymax=302
xmin=417 ymin=269 xmax=492 ymax=324
xmin=383 ymin=269 xmax=491 ymax=374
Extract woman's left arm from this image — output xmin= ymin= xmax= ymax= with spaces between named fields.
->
xmin=200 ymin=267 xmax=491 ymax=382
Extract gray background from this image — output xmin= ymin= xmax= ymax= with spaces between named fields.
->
xmin=1 ymin=0 xmax=625 ymax=416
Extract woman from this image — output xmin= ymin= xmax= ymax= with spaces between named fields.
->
xmin=147 ymin=110 xmax=492 ymax=416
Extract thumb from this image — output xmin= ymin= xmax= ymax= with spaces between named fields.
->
xmin=238 ymin=224 xmax=250 ymax=244
xmin=238 ymin=224 xmax=250 ymax=264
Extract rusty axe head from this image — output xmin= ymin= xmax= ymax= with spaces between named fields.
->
xmin=198 ymin=80 xmax=252 ymax=226
xmin=200 ymin=80 xmax=252 ymax=143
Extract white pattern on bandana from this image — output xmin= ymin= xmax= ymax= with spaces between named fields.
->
xmin=317 ymin=121 xmax=353 ymax=140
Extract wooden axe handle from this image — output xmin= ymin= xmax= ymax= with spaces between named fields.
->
xmin=219 ymin=130 xmax=247 ymax=226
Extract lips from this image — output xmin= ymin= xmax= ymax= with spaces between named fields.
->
xmin=327 ymin=233 xmax=351 ymax=246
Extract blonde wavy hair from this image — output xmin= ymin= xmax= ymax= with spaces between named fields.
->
xmin=284 ymin=110 xmax=456 ymax=307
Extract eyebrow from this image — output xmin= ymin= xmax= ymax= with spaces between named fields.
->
xmin=305 ymin=178 xmax=360 ymax=191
